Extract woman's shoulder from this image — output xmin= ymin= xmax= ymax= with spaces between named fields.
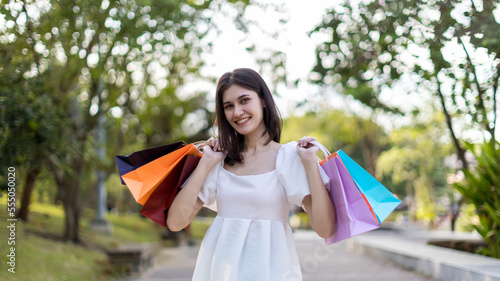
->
xmin=207 ymin=159 xmax=224 ymax=178
xmin=279 ymin=141 xmax=298 ymax=154
xmin=278 ymin=141 xmax=297 ymax=149
xmin=276 ymin=141 xmax=300 ymax=165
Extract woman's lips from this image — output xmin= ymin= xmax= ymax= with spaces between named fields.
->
xmin=235 ymin=117 xmax=250 ymax=125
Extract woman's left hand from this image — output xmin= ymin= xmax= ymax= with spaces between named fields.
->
xmin=296 ymin=136 xmax=319 ymax=164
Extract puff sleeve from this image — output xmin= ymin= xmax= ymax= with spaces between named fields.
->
xmin=277 ymin=141 xmax=331 ymax=207
xmin=197 ymin=160 xmax=222 ymax=208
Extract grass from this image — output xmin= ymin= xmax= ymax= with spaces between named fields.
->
xmin=0 ymin=199 xmax=212 ymax=281
xmin=1 ymin=230 xmax=107 ymax=281
xmin=0 ymin=202 xmax=109 ymax=281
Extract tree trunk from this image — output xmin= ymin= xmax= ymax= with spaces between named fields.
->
xmin=54 ymin=159 xmax=83 ymax=243
xmin=17 ymin=162 xmax=42 ymax=221
xmin=436 ymin=81 xmax=469 ymax=171
xmin=357 ymin=117 xmax=380 ymax=176
xmin=450 ymin=197 xmax=463 ymax=232
xmin=407 ymin=180 xmax=416 ymax=222
xmin=63 ymin=188 xmax=81 ymax=243
xmin=361 ymin=141 xmax=378 ymax=176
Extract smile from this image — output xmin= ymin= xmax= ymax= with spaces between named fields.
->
xmin=235 ymin=117 xmax=250 ymax=124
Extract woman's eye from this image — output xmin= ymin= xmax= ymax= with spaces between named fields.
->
xmin=241 ymin=98 xmax=250 ymax=103
xmin=224 ymin=104 xmax=233 ymax=110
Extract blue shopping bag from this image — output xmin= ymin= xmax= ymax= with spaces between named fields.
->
xmin=337 ymin=150 xmax=401 ymax=223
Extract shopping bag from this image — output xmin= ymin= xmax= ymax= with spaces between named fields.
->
xmin=139 ymin=155 xmax=201 ymax=226
xmin=324 ymin=156 xmax=380 ymax=244
xmin=313 ymin=142 xmax=380 ymax=244
xmin=120 ymin=143 xmax=203 ymax=205
xmin=115 ymin=141 xmax=185 ymax=185
xmin=336 ymin=150 xmax=401 ymax=223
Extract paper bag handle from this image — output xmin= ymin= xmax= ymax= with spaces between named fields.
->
xmin=309 ymin=140 xmax=331 ymax=159
xmin=192 ymin=140 xmax=211 ymax=152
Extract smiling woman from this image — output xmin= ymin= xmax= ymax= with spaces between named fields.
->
xmin=215 ymin=68 xmax=282 ymax=166
xmin=166 ymin=68 xmax=336 ymax=281
xmin=222 ymin=86 xmax=264 ymax=134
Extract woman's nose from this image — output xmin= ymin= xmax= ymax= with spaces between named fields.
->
xmin=234 ymin=104 xmax=244 ymax=116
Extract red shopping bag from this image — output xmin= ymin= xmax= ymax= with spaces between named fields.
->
xmin=116 ymin=141 xmax=207 ymax=226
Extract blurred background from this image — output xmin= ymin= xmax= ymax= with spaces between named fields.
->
xmin=0 ymin=0 xmax=499 ymax=280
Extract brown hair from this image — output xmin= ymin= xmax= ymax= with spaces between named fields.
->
xmin=215 ymin=68 xmax=282 ymax=165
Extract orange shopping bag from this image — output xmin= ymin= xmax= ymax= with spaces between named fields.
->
xmin=121 ymin=143 xmax=203 ymax=205
xmin=139 ymin=155 xmax=202 ymax=226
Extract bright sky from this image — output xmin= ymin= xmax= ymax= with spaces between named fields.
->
xmin=196 ymin=0 xmax=340 ymax=117
xmin=201 ymin=0 xmax=335 ymax=80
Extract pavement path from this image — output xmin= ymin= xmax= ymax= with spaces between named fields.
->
xmin=123 ymin=229 xmax=437 ymax=281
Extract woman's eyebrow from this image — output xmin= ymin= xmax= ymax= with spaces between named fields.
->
xmin=223 ymin=94 xmax=251 ymax=105
xmin=237 ymin=94 xmax=251 ymax=99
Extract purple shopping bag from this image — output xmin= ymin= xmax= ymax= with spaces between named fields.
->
xmin=312 ymin=141 xmax=380 ymax=244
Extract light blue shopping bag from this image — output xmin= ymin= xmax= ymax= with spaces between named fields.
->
xmin=337 ymin=150 xmax=401 ymax=223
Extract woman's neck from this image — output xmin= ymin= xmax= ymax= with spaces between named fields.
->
xmin=243 ymin=131 xmax=271 ymax=153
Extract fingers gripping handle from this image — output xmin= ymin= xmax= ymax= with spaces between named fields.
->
xmin=309 ymin=140 xmax=331 ymax=160
xmin=193 ymin=141 xmax=210 ymax=153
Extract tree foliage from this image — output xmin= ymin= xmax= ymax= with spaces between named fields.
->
xmin=0 ymin=0 xmax=247 ymax=242
xmin=0 ymin=37 xmax=67 ymax=220
xmin=310 ymin=0 xmax=499 ymax=170
xmin=377 ymin=112 xmax=451 ymax=226
xmin=282 ymin=110 xmax=389 ymax=183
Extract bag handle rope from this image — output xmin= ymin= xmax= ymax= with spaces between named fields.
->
xmin=309 ymin=140 xmax=331 ymax=160
xmin=192 ymin=140 xmax=210 ymax=152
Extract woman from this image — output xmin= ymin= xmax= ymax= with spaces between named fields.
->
xmin=167 ymin=68 xmax=336 ymax=281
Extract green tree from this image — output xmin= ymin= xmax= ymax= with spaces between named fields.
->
xmin=377 ymin=112 xmax=451 ymax=227
xmin=283 ymin=110 xmax=389 ymax=182
xmin=0 ymin=0 xmax=248 ymax=243
xmin=310 ymin=0 xmax=499 ymax=171
xmin=0 ymin=43 xmax=64 ymax=221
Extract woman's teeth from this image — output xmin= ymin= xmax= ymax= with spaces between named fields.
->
xmin=236 ymin=117 xmax=250 ymax=124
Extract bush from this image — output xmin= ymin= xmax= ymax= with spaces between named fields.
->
xmin=454 ymin=141 xmax=500 ymax=258
xmin=455 ymin=203 xmax=479 ymax=233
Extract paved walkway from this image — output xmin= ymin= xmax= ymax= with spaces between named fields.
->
xmin=123 ymin=229 xmax=437 ymax=281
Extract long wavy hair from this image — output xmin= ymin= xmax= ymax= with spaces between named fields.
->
xmin=215 ymin=68 xmax=282 ymax=165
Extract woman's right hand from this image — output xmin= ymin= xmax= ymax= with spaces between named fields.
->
xmin=201 ymin=137 xmax=226 ymax=166
xmin=168 ymin=137 xmax=224 ymax=231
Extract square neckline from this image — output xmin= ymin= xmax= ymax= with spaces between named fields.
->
xmin=221 ymin=144 xmax=284 ymax=177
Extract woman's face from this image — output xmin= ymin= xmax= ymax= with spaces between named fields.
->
xmin=222 ymin=84 xmax=266 ymax=137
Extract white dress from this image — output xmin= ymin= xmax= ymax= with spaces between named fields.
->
xmin=192 ymin=142 xmax=330 ymax=281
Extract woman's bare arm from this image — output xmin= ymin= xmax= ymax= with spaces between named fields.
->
xmin=297 ymin=137 xmax=336 ymax=238
xmin=166 ymin=141 xmax=225 ymax=231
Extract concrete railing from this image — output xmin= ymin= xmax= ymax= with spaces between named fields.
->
xmin=348 ymin=231 xmax=500 ymax=281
